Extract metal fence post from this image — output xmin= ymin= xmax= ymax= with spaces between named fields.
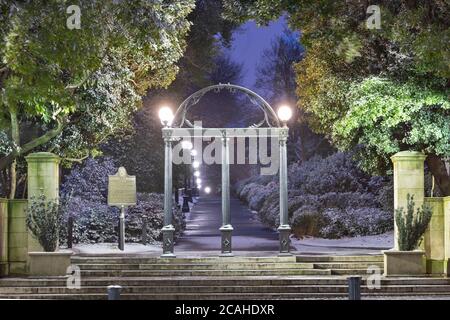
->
xmin=107 ymin=285 xmax=122 ymax=300
xmin=348 ymin=276 xmax=362 ymax=300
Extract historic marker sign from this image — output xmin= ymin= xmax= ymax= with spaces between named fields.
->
xmin=108 ymin=167 xmax=136 ymax=207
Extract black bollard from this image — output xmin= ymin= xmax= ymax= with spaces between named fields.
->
xmin=67 ymin=216 xmax=74 ymax=249
xmin=142 ymin=216 xmax=147 ymax=245
xmin=348 ymin=276 xmax=362 ymax=300
xmin=107 ymin=285 xmax=122 ymax=300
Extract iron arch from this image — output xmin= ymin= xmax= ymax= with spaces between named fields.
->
xmin=172 ymin=83 xmax=281 ymax=128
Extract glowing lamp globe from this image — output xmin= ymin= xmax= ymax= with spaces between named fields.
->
xmin=196 ymin=178 xmax=202 ymax=184
xmin=159 ymin=106 xmax=174 ymax=126
xmin=204 ymin=187 xmax=211 ymax=194
xmin=277 ymin=105 xmax=292 ymax=122
xmin=194 ymin=171 xmax=200 ymax=177
xmin=190 ymin=149 xmax=198 ymax=157
xmin=192 ymin=161 xmax=200 ymax=169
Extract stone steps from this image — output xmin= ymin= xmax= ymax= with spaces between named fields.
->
xmin=71 ymin=256 xmax=296 ymax=264
xmin=313 ymin=262 xmax=383 ymax=269
xmin=77 ymin=268 xmax=332 ymax=277
xmin=2 ymin=291 xmax=450 ymax=300
xmin=2 ymin=276 xmax=450 ymax=287
xmin=3 ymin=254 xmax=449 ymax=299
xmin=296 ymin=255 xmax=384 ymax=262
xmin=2 ymin=284 xmax=450 ymax=295
xmin=76 ymin=262 xmax=315 ymax=270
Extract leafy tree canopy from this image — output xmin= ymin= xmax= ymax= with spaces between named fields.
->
xmin=0 ymin=0 xmax=195 ymax=197
xmin=223 ymin=0 xmax=450 ymax=195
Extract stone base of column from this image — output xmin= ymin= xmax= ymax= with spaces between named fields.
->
xmin=220 ymin=225 xmax=234 ymax=256
xmin=161 ymin=225 xmax=176 ymax=258
xmin=278 ymin=225 xmax=292 ymax=256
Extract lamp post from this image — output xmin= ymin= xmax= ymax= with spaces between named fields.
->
xmin=159 ymin=106 xmax=176 ymax=257
xmin=277 ymin=105 xmax=292 ymax=255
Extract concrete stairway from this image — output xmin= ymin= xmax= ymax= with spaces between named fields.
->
xmin=1 ymin=254 xmax=450 ymax=300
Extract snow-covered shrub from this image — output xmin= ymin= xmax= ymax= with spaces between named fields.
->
xmin=289 ymin=153 xmax=370 ymax=194
xmin=290 ymin=205 xmax=324 ymax=237
xmin=247 ymin=181 xmax=278 ymax=211
xmin=235 ymin=152 xmax=394 ymax=239
xmin=60 ymin=157 xmax=185 ymax=244
xmin=320 ymin=207 xmax=392 ymax=238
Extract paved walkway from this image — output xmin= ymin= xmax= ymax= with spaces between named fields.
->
xmin=175 ymin=195 xmax=386 ymax=255
xmin=176 ymin=195 xmax=281 ymax=251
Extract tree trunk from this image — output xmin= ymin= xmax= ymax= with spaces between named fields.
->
xmin=426 ymin=154 xmax=450 ymax=197
xmin=8 ymin=108 xmax=20 ymax=199
xmin=0 ymin=116 xmax=65 ymax=172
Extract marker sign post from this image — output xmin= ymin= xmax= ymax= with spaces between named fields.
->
xmin=108 ymin=167 xmax=136 ymax=251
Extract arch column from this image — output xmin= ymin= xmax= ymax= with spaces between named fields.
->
xmin=161 ymin=133 xmax=176 ymax=258
xmin=220 ymin=133 xmax=233 ymax=256
xmin=278 ymin=130 xmax=291 ymax=255
xmin=391 ymin=151 xmax=426 ymax=250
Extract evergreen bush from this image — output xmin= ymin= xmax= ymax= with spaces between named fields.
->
xmin=395 ymin=194 xmax=432 ymax=251
xmin=26 ymin=195 xmax=63 ymax=252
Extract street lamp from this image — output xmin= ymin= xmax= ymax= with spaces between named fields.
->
xmin=192 ymin=160 xmax=200 ymax=169
xmin=204 ymin=187 xmax=211 ymax=194
xmin=277 ymin=105 xmax=292 ymax=125
xmin=196 ymin=178 xmax=202 ymax=185
xmin=159 ymin=106 xmax=174 ymax=127
xmin=194 ymin=171 xmax=200 ymax=177
xmin=190 ymin=149 xmax=198 ymax=157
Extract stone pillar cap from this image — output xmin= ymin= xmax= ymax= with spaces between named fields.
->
xmin=391 ymin=150 xmax=427 ymax=161
xmin=25 ymin=152 xmax=60 ymax=163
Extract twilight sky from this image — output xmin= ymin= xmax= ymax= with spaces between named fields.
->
xmin=227 ymin=16 xmax=287 ymax=89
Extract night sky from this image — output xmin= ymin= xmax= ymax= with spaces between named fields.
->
xmin=228 ymin=16 xmax=287 ymax=89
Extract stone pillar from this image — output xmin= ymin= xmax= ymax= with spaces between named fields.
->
xmin=161 ymin=138 xmax=175 ymax=258
xmin=278 ymin=130 xmax=291 ymax=255
xmin=26 ymin=152 xmax=60 ymax=202
xmin=444 ymin=197 xmax=450 ymax=275
xmin=220 ymin=134 xmax=233 ymax=256
xmin=0 ymin=198 xmax=8 ymax=276
xmin=424 ymin=197 xmax=445 ymax=274
xmin=26 ymin=152 xmax=60 ymax=253
xmin=391 ymin=151 xmax=426 ymax=250
xmin=7 ymin=200 xmax=28 ymax=274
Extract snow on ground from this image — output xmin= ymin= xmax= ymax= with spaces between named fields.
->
xmin=72 ymin=243 xmax=161 ymax=255
xmin=291 ymin=231 xmax=394 ymax=250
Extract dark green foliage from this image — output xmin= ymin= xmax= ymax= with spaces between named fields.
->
xmin=26 ymin=195 xmax=63 ymax=252
xmin=395 ymin=194 xmax=432 ymax=251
